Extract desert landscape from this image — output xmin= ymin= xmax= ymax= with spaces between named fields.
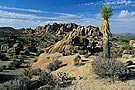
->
xmin=0 ymin=0 xmax=135 ymax=90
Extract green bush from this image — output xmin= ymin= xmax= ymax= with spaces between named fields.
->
xmin=0 ymin=65 xmax=6 ymax=72
xmin=21 ymin=68 xmax=33 ymax=79
xmin=47 ymin=60 xmax=62 ymax=71
xmin=39 ymin=71 xmax=58 ymax=86
xmin=6 ymin=60 xmax=23 ymax=70
xmin=0 ymin=52 xmax=5 ymax=59
xmin=31 ymin=68 xmax=42 ymax=76
xmin=57 ymin=72 xmax=69 ymax=82
xmin=92 ymin=57 xmax=130 ymax=80
xmin=0 ymin=77 xmax=31 ymax=90
xmin=78 ymin=50 xmax=88 ymax=55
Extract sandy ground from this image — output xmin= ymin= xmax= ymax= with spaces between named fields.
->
xmin=32 ymin=53 xmax=135 ymax=90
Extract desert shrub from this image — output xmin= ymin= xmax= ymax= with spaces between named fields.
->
xmin=31 ymin=68 xmax=42 ymax=75
xmin=47 ymin=60 xmax=62 ymax=71
xmin=0 ymin=52 xmax=5 ymax=59
xmin=62 ymin=51 xmax=72 ymax=56
xmin=92 ymin=57 xmax=130 ymax=80
xmin=21 ymin=68 xmax=33 ymax=79
xmin=84 ymin=53 xmax=90 ymax=58
xmin=39 ymin=71 xmax=58 ymax=86
xmin=12 ymin=60 xmax=22 ymax=67
xmin=57 ymin=72 xmax=73 ymax=87
xmin=6 ymin=62 xmax=16 ymax=70
xmin=78 ymin=50 xmax=88 ymax=55
xmin=0 ymin=65 xmax=6 ymax=72
xmin=19 ymin=58 xmax=24 ymax=63
xmin=5 ymin=60 xmax=23 ymax=70
xmin=57 ymin=72 xmax=69 ymax=82
xmin=122 ymin=44 xmax=135 ymax=50
xmin=0 ymin=77 xmax=31 ymax=90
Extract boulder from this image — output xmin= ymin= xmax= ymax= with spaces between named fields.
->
xmin=129 ymin=40 xmax=135 ymax=48
xmin=122 ymin=50 xmax=132 ymax=54
xmin=72 ymin=55 xmax=82 ymax=66
xmin=32 ymin=53 xmax=62 ymax=70
xmin=1 ymin=44 xmax=9 ymax=52
xmin=7 ymin=43 xmax=23 ymax=54
xmin=122 ymin=54 xmax=135 ymax=59
xmin=7 ymin=47 xmax=20 ymax=54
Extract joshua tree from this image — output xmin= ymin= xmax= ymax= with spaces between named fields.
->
xmin=101 ymin=5 xmax=113 ymax=58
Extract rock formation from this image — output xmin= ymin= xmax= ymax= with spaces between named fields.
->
xmin=129 ymin=40 xmax=135 ymax=48
xmin=35 ymin=23 xmax=78 ymax=35
xmin=46 ymin=25 xmax=102 ymax=53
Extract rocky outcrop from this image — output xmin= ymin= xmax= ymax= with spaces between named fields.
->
xmin=1 ymin=44 xmax=9 ymax=52
xmin=32 ymin=52 xmax=62 ymax=70
xmin=129 ymin=40 xmax=135 ymax=48
xmin=47 ymin=25 xmax=102 ymax=53
xmin=7 ymin=43 xmax=23 ymax=54
xmin=35 ymin=23 xmax=78 ymax=35
xmin=72 ymin=55 xmax=82 ymax=66
xmin=22 ymin=28 xmax=35 ymax=34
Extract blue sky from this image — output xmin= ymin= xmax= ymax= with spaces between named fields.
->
xmin=0 ymin=0 xmax=135 ymax=33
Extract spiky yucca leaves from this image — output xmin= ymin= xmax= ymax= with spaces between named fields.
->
xmin=21 ymin=68 xmax=32 ymax=79
xmin=101 ymin=5 xmax=113 ymax=20
xmin=101 ymin=5 xmax=113 ymax=58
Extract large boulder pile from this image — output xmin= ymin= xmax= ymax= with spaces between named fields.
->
xmin=35 ymin=23 xmax=78 ymax=35
xmin=46 ymin=25 xmax=102 ymax=53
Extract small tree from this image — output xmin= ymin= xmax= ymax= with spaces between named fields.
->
xmin=101 ymin=5 xmax=113 ymax=58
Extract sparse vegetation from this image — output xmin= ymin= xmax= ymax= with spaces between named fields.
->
xmin=92 ymin=56 xmax=130 ymax=81
xmin=0 ymin=77 xmax=31 ymax=90
xmin=0 ymin=65 xmax=6 ymax=72
xmin=21 ymin=68 xmax=33 ymax=79
xmin=57 ymin=72 xmax=72 ymax=87
xmin=57 ymin=72 xmax=69 ymax=82
xmin=0 ymin=52 xmax=5 ymax=59
xmin=47 ymin=60 xmax=62 ymax=71
xmin=39 ymin=71 xmax=58 ymax=86
xmin=31 ymin=68 xmax=42 ymax=75
xmin=78 ymin=50 xmax=88 ymax=55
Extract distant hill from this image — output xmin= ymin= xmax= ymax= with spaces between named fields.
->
xmin=113 ymin=33 xmax=135 ymax=36
xmin=0 ymin=27 xmax=23 ymax=36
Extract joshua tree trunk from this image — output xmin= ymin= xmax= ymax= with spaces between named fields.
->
xmin=103 ymin=36 xmax=110 ymax=58
xmin=101 ymin=20 xmax=111 ymax=58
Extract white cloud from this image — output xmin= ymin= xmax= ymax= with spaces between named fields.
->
xmin=110 ymin=10 xmax=135 ymax=33
xmin=0 ymin=10 xmax=58 ymax=20
xmin=79 ymin=2 xmax=95 ymax=6
xmin=54 ymin=13 xmax=80 ymax=19
xmin=0 ymin=5 xmax=45 ymax=13
xmin=0 ymin=10 xmax=45 ymax=20
xmin=105 ymin=0 xmax=133 ymax=5
xmin=119 ymin=10 xmax=135 ymax=17
xmin=0 ymin=18 xmax=45 ymax=28
xmin=79 ymin=0 xmax=135 ymax=7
